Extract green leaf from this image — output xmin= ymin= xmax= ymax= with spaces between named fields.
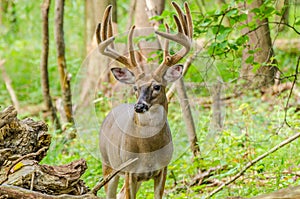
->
xmin=226 ymin=8 xmax=238 ymax=17
xmin=236 ymin=35 xmax=249 ymax=46
xmin=245 ymin=55 xmax=254 ymax=64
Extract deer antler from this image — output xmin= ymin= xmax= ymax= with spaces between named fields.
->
xmin=153 ymin=2 xmax=193 ymax=77
xmin=96 ymin=6 xmax=142 ymax=75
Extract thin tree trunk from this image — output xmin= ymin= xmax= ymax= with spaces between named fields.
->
xmin=276 ymin=0 xmax=290 ymax=31
xmin=0 ymin=60 xmax=20 ymax=112
xmin=176 ymin=78 xmax=200 ymax=157
xmin=211 ymin=80 xmax=224 ymax=131
xmin=41 ymin=0 xmax=61 ymax=130
xmin=240 ymin=0 xmax=278 ymax=88
xmin=54 ymin=0 xmax=74 ymax=124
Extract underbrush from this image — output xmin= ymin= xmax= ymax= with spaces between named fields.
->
xmin=40 ymin=86 xmax=300 ymax=198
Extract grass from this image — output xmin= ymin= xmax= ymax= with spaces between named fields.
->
xmin=40 ymin=85 xmax=300 ymax=198
xmin=1 ymin=1 xmax=300 ymax=198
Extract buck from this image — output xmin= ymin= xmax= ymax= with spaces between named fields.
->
xmin=97 ymin=2 xmax=192 ymax=198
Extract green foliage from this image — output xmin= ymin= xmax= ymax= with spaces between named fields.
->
xmin=1 ymin=0 xmax=300 ymax=199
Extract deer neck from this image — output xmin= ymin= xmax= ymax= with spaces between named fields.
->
xmin=134 ymin=104 xmax=167 ymax=126
xmin=132 ymin=104 xmax=168 ymax=138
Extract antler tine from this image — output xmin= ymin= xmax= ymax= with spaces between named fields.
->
xmin=128 ymin=25 xmax=137 ymax=67
xmin=172 ymin=1 xmax=188 ymax=36
xmin=184 ymin=2 xmax=193 ymax=38
xmin=163 ymin=23 xmax=170 ymax=60
xmin=100 ymin=5 xmax=112 ymax=41
xmin=97 ymin=5 xmax=141 ymax=72
xmin=154 ymin=2 xmax=193 ymax=77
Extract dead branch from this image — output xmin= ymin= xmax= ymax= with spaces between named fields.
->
xmin=207 ymin=130 xmax=300 ymax=198
xmin=0 ymin=60 xmax=20 ymax=112
xmin=284 ymin=56 xmax=299 ymax=127
xmin=90 ymin=158 xmax=138 ymax=195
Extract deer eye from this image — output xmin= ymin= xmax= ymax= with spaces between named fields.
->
xmin=133 ymin=86 xmax=138 ymax=92
xmin=153 ymin=85 xmax=161 ymax=91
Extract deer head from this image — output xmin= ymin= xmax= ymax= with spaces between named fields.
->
xmin=96 ymin=2 xmax=192 ymax=114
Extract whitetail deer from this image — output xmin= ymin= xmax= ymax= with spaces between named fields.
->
xmin=97 ymin=2 xmax=192 ymax=198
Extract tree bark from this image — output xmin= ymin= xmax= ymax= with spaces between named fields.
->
xmin=54 ymin=0 xmax=74 ymax=124
xmin=41 ymin=0 xmax=61 ymax=130
xmin=240 ymin=0 xmax=278 ymax=88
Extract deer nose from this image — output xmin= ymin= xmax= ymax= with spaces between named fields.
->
xmin=134 ymin=103 xmax=149 ymax=113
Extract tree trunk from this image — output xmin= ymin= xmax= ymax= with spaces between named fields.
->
xmin=276 ymin=0 xmax=290 ymax=31
xmin=41 ymin=0 xmax=61 ymax=130
xmin=85 ymin=0 xmax=117 ymax=54
xmin=143 ymin=0 xmax=165 ymax=28
xmin=176 ymin=78 xmax=200 ymax=157
xmin=240 ymin=0 xmax=278 ymax=88
xmin=54 ymin=0 xmax=74 ymax=124
xmin=79 ymin=0 xmax=117 ymax=107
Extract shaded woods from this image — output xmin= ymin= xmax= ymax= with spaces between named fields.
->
xmin=0 ymin=0 xmax=299 ymax=198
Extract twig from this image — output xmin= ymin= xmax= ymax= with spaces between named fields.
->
xmin=90 ymin=158 xmax=138 ymax=195
xmin=284 ymin=56 xmax=299 ymax=127
xmin=207 ymin=130 xmax=300 ymax=198
xmin=30 ymin=172 xmax=35 ymax=191
xmin=0 ymin=60 xmax=20 ymax=112
xmin=0 ymin=146 xmax=48 ymax=185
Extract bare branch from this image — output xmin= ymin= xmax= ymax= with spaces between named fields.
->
xmin=90 ymin=158 xmax=138 ymax=195
xmin=0 ymin=60 xmax=20 ymax=112
xmin=207 ymin=130 xmax=300 ymax=198
xmin=284 ymin=56 xmax=300 ymax=127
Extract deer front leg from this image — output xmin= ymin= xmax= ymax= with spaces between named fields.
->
xmin=103 ymin=164 xmax=120 ymax=199
xmin=122 ymin=172 xmax=140 ymax=199
xmin=154 ymin=167 xmax=167 ymax=199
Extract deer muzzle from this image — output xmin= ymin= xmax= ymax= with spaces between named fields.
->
xmin=134 ymin=102 xmax=149 ymax=113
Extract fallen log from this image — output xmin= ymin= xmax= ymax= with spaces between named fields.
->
xmin=0 ymin=106 xmax=90 ymax=197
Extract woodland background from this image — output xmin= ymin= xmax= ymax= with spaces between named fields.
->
xmin=0 ymin=0 xmax=300 ymax=198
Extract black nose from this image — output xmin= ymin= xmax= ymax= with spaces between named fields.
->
xmin=134 ymin=103 xmax=149 ymax=113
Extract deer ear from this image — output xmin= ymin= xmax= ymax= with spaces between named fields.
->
xmin=163 ymin=64 xmax=183 ymax=83
xmin=111 ymin=67 xmax=135 ymax=84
